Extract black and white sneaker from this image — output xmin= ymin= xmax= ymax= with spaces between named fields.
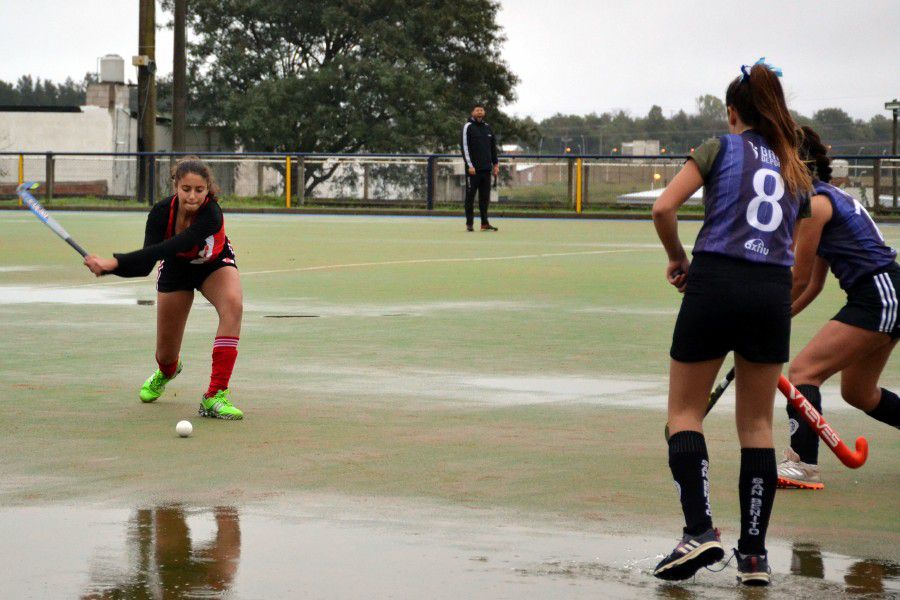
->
xmin=653 ymin=527 xmax=725 ymax=581
xmin=735 ymin=550 xmax=771 ymax=586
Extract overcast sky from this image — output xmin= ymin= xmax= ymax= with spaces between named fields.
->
xmin=2 ymin=1 xmax=897 ymax=120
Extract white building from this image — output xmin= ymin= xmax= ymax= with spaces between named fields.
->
xmin=0 ymin=55 xmax=226 ymax=197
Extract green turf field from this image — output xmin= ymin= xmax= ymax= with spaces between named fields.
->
xmin=0 ymin=211 xmax=897 ymax=565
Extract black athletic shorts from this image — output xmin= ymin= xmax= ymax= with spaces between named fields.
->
xmin=156 ymin=243 xmax=237 ymax=293
xmin=833 ymin=262 xmax=900 ymax=340
xmin=670 ymin=253 xmax=792 ymax=363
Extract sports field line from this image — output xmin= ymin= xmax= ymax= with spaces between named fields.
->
xmin=72 ymin=248 xmax=650 ymax=287
xmin=239 ymin=248 xmax=648 ymax=277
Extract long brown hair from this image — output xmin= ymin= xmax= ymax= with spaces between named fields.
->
xmin=798 ymin=126 xmax=832 ymax=183
xmin=725 ymin=64 xmax=811 ymax=196
xmin=171 ymin=156 xmax=220 ymax=197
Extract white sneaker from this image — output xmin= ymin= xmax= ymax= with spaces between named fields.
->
xmin=777 ymin=447 xmax=824 ymax=490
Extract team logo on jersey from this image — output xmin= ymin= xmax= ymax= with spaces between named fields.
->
xmin=744 ymin=238 xmax=770 ymax=256
xmin=789 ymin=418 xmax=799 ymax=436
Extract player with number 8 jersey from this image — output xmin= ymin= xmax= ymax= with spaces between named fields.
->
xmin=651 ymin=60 xmax=812 ymax=586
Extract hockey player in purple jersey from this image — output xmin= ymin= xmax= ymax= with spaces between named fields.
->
xmin=778 ymin=126 xmax=899 ymax=490
xmin=651 ymin=59 xmax=812 ymax=586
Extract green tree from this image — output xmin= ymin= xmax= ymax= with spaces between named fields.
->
xmin=695 ymin=94 xmax=725 ymax=121
xmin=165 ymin=0 xmax=526 ymax=194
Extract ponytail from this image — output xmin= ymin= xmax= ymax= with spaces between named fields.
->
xmin=798 ymin=126 xmax=832 ymax=183
xmin=725 ymin=64 xmax=812 ymax=197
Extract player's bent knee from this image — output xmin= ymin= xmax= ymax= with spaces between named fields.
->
xmin=840 ymin=386 xmax=879 ymax=411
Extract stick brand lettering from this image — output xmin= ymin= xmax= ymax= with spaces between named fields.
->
xmin=791 ymin=388 xmax=840 ymax=447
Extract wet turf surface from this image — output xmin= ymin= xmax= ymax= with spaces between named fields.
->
xmin=0 ymin=213 xmax=897 ymax=597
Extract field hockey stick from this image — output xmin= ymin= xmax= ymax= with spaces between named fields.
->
xmin=664 ymin=366 xmax=734 ymax=440
xmin=16 ymin=182 xmax=89 ymax=257
xmin=777 ymin=375 xmax=868 ymax=469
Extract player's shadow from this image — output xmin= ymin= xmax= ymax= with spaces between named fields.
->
xmin=81 ymin=505 xmax=241 ymax=599
xmin=790 ymin=541 xmax=899 ymax=595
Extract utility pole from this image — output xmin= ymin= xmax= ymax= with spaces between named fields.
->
xmin=136 ymin=0 xmax=156 ymax=204
xmin=172 ymin=0 xmax=187 ymax=152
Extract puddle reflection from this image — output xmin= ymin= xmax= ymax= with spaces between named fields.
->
xmin=790 ymin=541 xmax=899 ymax=595
xmin=82 ymin=506 xmax=240 ymax=599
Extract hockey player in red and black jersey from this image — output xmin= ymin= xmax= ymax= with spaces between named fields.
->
xmin=84 ymin=157 xmax=244 ymax=420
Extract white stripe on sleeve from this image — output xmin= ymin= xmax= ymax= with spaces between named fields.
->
xmin=462 ymin=122 xmax=473 ymax=169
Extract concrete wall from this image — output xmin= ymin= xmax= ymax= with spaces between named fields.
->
xmin=0 ymin=107 xmax=229 ymax=197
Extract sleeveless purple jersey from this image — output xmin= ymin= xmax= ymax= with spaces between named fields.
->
xmin=693 ymin=131 xmax=805 ymax=267
xmin=815 ymin=181 xmax=897 ymax=290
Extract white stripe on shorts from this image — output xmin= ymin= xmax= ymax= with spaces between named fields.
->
xmin=873 ymin=273 xmax=896 ymax=333
xmin=874 ymin=274 xmax=889 ymax=332
xmin=878 ymin=273 xmax=898 ymax=332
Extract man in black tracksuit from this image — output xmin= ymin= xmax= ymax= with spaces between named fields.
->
xmin=461 ymin=103 xmax=499 ymax=231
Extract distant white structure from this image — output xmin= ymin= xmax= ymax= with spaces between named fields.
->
xmin=617 ymin=187 xmax=703 ymax=206
xmin=621 ymin=140 xmax=660 ymax=156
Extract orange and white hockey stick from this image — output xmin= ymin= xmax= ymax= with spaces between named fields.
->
xmin=777 ymin=375 xmax=868 ymax=469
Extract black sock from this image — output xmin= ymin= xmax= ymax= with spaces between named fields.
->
xmin=668 ymin=431 xmax=713 ymax=535
xmin=867 ymin=388 xmax=900 ymax=428
xmin=738 ymin=448 xmax=776 ymax=555
xmin=787 ymin=384 xmax=822 ymax=464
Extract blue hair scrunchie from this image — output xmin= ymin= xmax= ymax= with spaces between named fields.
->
xmin=741 ymin=57 xmax=783 ymax=81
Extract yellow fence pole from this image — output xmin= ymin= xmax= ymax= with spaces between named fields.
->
xmin=18 ymin=154 xmax=24 ymax=206
xmin=575 ymin=158 xmax=583 ymax=213
xmin=285 ymin=155 xmax=292 ymax=208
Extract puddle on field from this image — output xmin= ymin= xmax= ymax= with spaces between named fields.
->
xmin=284 ymin=365 xmax=860 ymax=413
xmin=283 ymin=364 xmax=672 ymax=409
xmin=0 ymin=499 xmax=894 ymax=599
xmin=0 ymin=266 xmax=49 ymax=273
xmin=0 ymin=285 xmax=140 ymax=305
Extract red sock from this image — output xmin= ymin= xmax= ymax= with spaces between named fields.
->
xmin=157 ymin=358 xmax=179 ymax=378
xmin=207 ymin=336 xmax=239 ymax=397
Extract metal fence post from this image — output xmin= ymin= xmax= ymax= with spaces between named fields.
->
xmin=872 ymin=159 xmax=881 ymax=214
xmin=285 ymin=155 xmax=292 ymax=208
xmin=45 ymin=152 xmax=55 ymax=202
xmin=582 ymin=159 xmax=590 ymax=210
xmin=148 ymin=155 xmax=157 ymax=204
xmin=17 ymin=154 xmax=24 ymax=206
xmin=426 ymin=155 xmax=436 ymax=210
xmin=567 ymin=158 xmax=574 ymax=207
xmin=575 ymin=158 xmax=583 ymax=213
xmin=298 ymin=156 xmax=305 ymax=205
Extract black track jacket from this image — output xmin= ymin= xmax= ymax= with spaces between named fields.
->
xmin=461 ymin=117 xmax=498 ymax=173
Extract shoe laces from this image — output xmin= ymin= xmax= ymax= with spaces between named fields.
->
xmin=149 ymin=370 xmax=167 ymax=389
xmin=704 ymin=548 xmax=738 ymax=573
xmin=208 ymin=389 xmax=231 ymax=404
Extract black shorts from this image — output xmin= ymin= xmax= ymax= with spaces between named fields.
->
xmin=156 ymin=243 xmax=237 ymax=293
xmin=670 ymin=253 xmax=792 ymax=363
xmin=833 ymin=262 xmax=900 ymax=340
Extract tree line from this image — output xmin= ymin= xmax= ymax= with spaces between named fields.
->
xmin=0 ymin=74 xmax=97 ymax=107
xmin=525 ymin=96 xmax=895 ymax=156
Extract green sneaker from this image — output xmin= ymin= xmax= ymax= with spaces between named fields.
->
xmin=139 ymin=362 xmax=183 ymax=403
xmin=199 ymin=389 xmax=243 ymax=420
